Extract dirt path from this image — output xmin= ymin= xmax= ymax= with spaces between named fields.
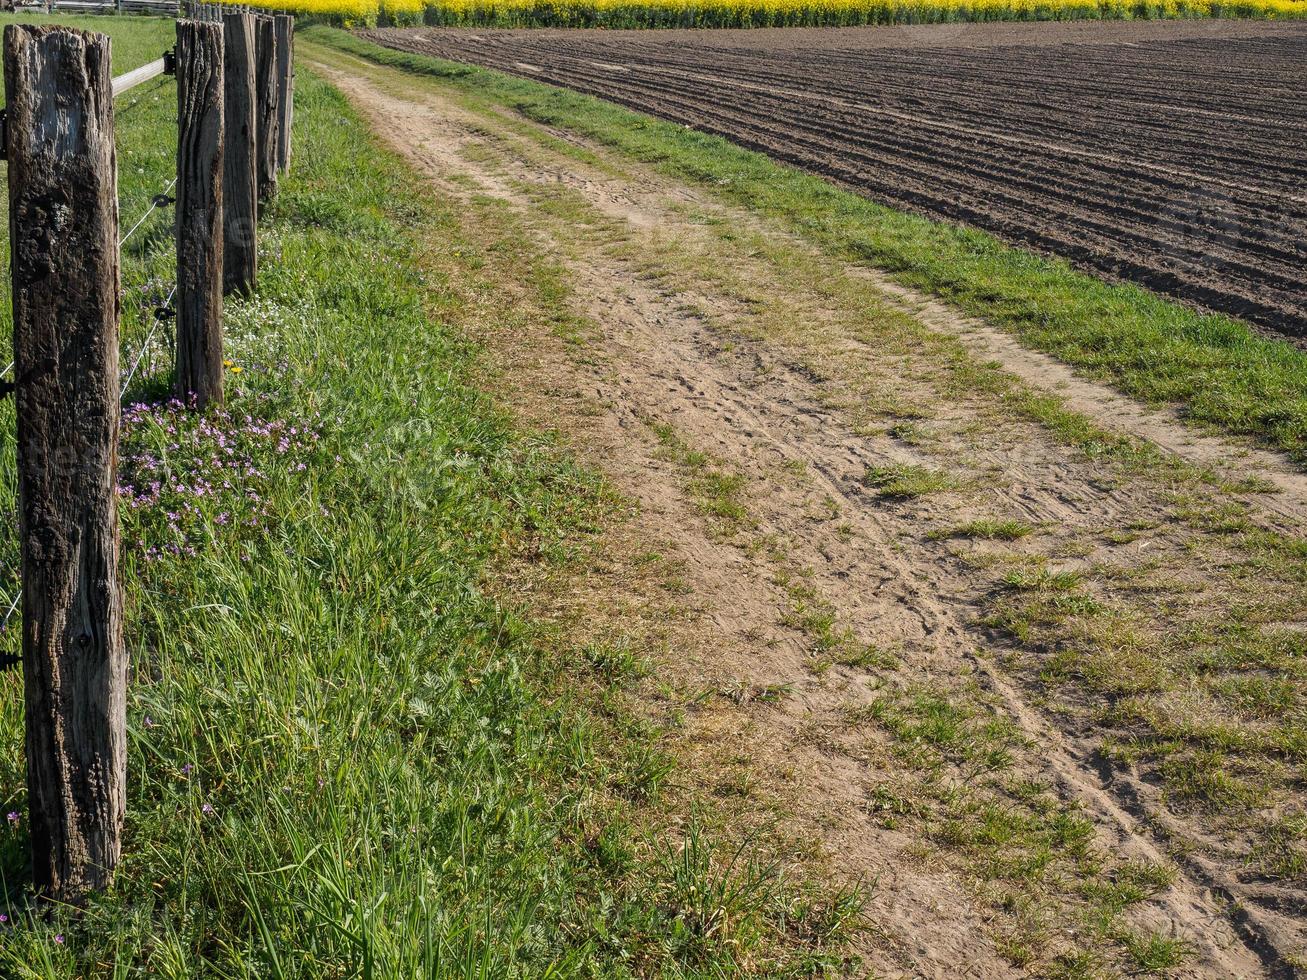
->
xmin=306 ymin=46 xmax=1307 ymax=977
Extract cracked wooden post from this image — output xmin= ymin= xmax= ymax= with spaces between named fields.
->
xmin=4 ymin=23 xmax=126 ymax=904
xmin=222 ymin=12 xmax=256 ymax=295
xmin=176 ymin=20 xmax=225 ymax=408
xmin=273 ymin=14 xmax=292 ymax=175
xmin=253 ymin=14 xmax=278 ymax=208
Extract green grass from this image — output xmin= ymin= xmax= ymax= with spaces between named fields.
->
xmin=650 ymin=421 xmax=754 ymax=533
xmin=1119 ymin=930 xmax=1193 ymax=972
xmin=0 ymin=12 xmax=173 ymax=81
xmin=1003 ymin=565 xmax=1084 ymax=592
xmin=862 ymin=462 xmax=962 ymax=498
xmin=310 ymin=27 xmax=1307 ymax=468
xmin=581 ymin=639 xmax=651 ymax=684
xmin=0 ymin=54 xmax=856 ymax=978
xmin=931 ymin=518 xmax=1035 ymax=541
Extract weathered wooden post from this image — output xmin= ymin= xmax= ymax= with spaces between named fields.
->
xmin=222 ymin=12 xmax=256 ymax=295
xmin=175 ymin=20 xmax=225 ymax=408
xmin=273 ymin=13 xmax=292 ymax=175
xmin=3 ymin=23 xmax=126 ymax=904
xmin=253 ymin=14 xmax=278 ymax=207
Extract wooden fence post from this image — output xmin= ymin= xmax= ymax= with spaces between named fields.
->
xmin=3 ymin=23 xmax=126 ymax=904
xmin=253 ymin=14 xmax=278 ymax=207
xmin=222 ymin=12 xmax=255 ymax=295
xmin=273 ymin=13 xmax=292 ymax=175
xmin=176 ymin=20 xmax=225 ymax=408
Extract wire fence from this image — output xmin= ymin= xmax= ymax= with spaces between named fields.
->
xmin=1 ymin=12 xmax=295 ymax=898
xmin=0 ymin=18 xmax=282 ymax=645
xmin=118 ymin=174 xmax=183 ymax=402
xmin=0 ymin=31 xmax=188 ymax=655
xmin=121 ymin=283 xmax=180 ymax=398
xmin=0 ymin=53 xmax=183 ymax=647
xmin=13 ymin=0 xmax=180 ymax=17
xmin=119 ymin=176 xmax=177 ymax=249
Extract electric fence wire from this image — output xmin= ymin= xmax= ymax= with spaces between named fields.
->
xmin=120 ymin=282 xmax=178 ymax=400
xmin=0 ymin=588 xmax=16 ymax=636
xmin=118 ymin=176 xmax=178 ymax=250
xmin=0 ymin=56 xmax=185 ymax=648
xmin=0 ymin=174 xmax=179 ymax=385
xmin=0 ymin=283 xmax=178 ymax=642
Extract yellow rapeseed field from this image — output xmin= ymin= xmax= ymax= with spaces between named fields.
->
xmin=218 ymin=0 xmax=419 ymax=24
xmin=221 ymin=0 xmax=1306 ymax=30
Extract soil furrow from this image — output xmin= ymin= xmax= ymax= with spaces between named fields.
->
xmin=478 ymin=59 xmax=1307 ymax=332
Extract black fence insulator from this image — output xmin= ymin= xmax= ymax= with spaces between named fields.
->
xmin=0 ymin=379 xmax=14 ymax=400
xmin=163 ymin=49 xmax=177 ymax=76
xmin=0 ymin=109 xmax=7 ymax=162
xmin=152 ymin=193 xmax=176 ymax=208
xmin=0 ymin=654 xmax=18 ymax=671
xmin=154 ymin=306 xmax=177 ymax=322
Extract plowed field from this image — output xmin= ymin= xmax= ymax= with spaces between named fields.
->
xmin=360 ymin=20 xmax=1307 ymax=339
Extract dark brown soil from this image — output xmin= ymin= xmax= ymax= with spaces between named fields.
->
xmin=359 ymin=20 xmax=1307 ymax=338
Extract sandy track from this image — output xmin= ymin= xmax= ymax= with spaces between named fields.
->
xmin=305 ymin=47 xmax=1307 ymax=976
xmin=360 ymin=21 xmax=1307 ymax=340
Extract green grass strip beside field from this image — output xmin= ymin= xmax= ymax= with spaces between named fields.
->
xmin=310 ymin=27 xmax=1307 ymax=468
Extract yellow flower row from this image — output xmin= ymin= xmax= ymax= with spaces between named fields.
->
xmin=212 ymin=0 xmax=419 ymax=24
xmin=217 ymin=0 xmax=1305 ymax=27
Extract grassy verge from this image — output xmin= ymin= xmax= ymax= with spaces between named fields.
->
xmin=309 ymin=26 xmax=1307 ymax=468
xmin=0 ymin=34 xmax=861 ymax=976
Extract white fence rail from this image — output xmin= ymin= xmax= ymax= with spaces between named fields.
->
xmin=11 ymin=0 xmax=180 ymax=15
xmin=111 ymin=54 xmax=169 ymax=94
